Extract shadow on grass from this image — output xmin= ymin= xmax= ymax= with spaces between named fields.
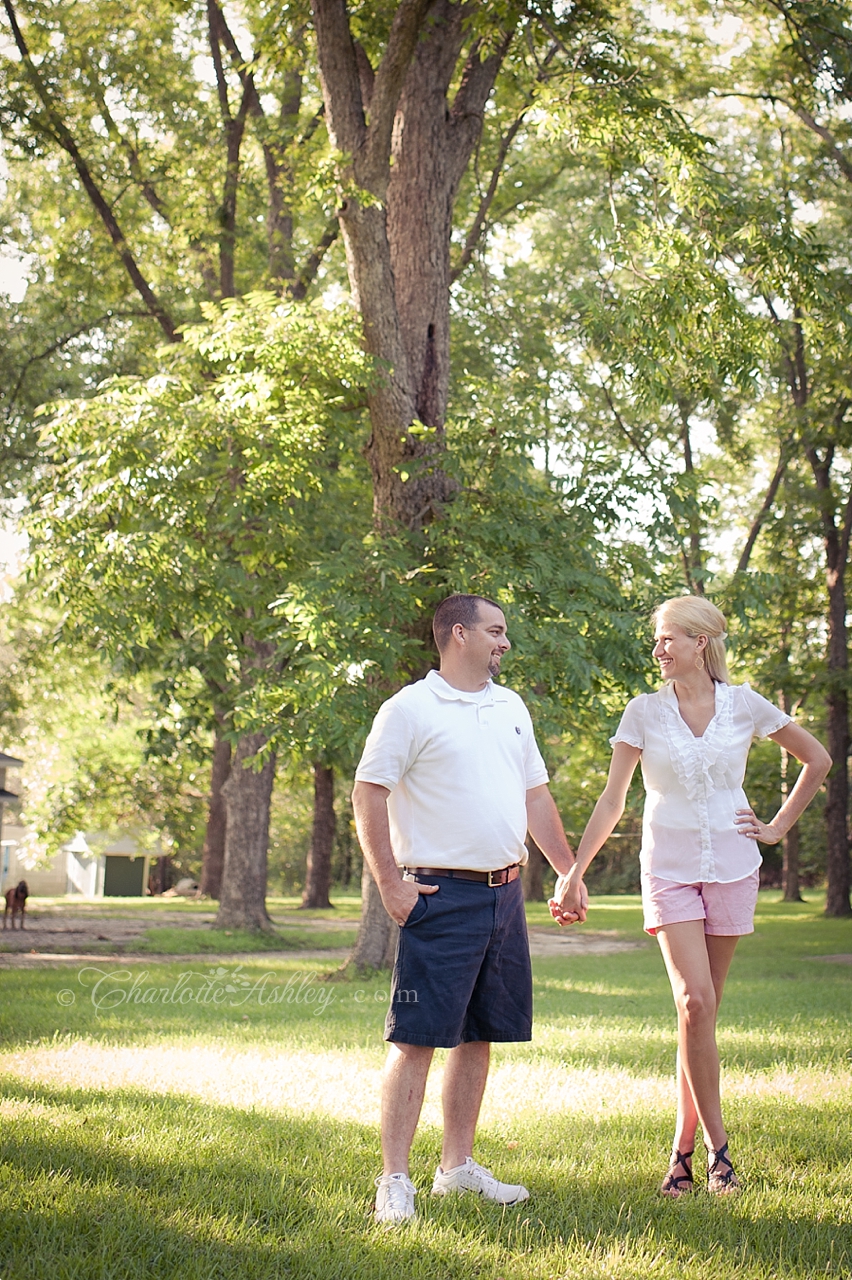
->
xmin=0 ymin=1081 xmax=849 ymax=1279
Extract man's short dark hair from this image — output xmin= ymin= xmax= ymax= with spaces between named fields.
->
xmin=432 ymin=594 xmax=500 ymax=652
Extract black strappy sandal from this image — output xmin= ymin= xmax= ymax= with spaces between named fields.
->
xmin=660 ymin=1148 xmax=694 ymax=1197
xmin=706 ymin=1142 xmax=740 ymax=1194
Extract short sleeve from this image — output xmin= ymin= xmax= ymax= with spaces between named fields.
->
xmin=740 ymin=684 xmax=792 ymax=739
xmin=521 ymin=715 xmax=549 ymax=789
xmin=609 ymin=695 xmax=646 ymax=750
xmin=355 ymin=697 xmax=419 ymax=791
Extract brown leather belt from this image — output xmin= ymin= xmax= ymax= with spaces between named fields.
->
xmin=403 ymin=864 xmax=520 ymax=887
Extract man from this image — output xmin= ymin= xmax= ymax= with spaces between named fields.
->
xmin=352 ymin=593 xmax=587 ymax=1223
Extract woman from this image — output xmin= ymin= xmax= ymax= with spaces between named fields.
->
xmin=551 ymin=596 xmax=831 ymax=1195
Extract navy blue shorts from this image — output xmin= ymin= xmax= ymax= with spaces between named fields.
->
xmin=384 ymin=874 xmax=533 ymax=1049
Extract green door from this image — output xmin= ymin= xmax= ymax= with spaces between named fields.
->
xmin=103 ymin=856 xmax=145 ymax=896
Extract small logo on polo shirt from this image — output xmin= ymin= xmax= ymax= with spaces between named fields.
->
xmin=515 ymin=726 xmax=521 ymax=734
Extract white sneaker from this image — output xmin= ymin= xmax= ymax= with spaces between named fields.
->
xmin=431 ymin=1156 xmax=529 ymax=1205
xmin=374 ymin=1172 xmax=416 ymax=1223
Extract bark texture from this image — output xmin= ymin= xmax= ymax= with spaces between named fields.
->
xmin=312 ymin=0 xmax=518 ymax=967
xmin=782 ymin=318 xmax=851 ymax=917
xmin=781 ymin=821 xmax=803 ymax=902
xmin=312 ymin=0 xmax=513 ymax=529
xmin=200 ymin=731 xmax=231 ymax=899
xmin=156 ymin=855 xmax=171 ymax=894
xmin=214 ymin=731 xmax=277 ymax=930
xmin=677 ymin=402 xmax=704 ymax=594
xmin=301 ymin=762 xmax=335 ymax=909
xmin=777 ymin=691 xmax=804 ymax=903
xmin=351 ymin=862 xmax=400 ymax=970
xmin=806 ymin=446 xmax=852 ymax=917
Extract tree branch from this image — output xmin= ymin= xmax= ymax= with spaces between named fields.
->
xmin=599 ymin=379 xmax=654 ymax=467
xmin=763 ymin=294 xmax=808 ymax=408
xmin=207 ymin=0 xmax=233 ymax=122
xmin=3 ymin=311 xmax=152 ymax=416
xmin=310 ymin=0 xmax=367 ymax=162
xmin=298 ymin=105 xmax=326 ymax=148
xmin=220 ymin=84 xmax=252 ymax=297
xmin=451 ymin=37 xmax=555 ymax=281
xmin=791 ymin=102 xmax=852 ymax=185
xmin=715 ymin=89 xmax=852 ymax=186
xmin=451 ymin=113 xmax=524 ymax=282
xmin=736 ymin=438 xmax=793 ymax=573
xmin=364 ymin=0 xmax=433 ymax=181
xmin=835 ymin=401 xmax=852 ymax=566
xmin=354 ymin=39 xmax=375 ymax=113
xmin=290 ymin=219 xmax=340 ymax=300
xmin=83 ymin=69 xmax=171 ymax=224
xmin=1 ymin=0 xmax=179 ymax=342
xmin=208 ymin=0 xmax=265 ymax=119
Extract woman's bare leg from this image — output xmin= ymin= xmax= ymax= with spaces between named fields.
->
xmin=670 ymin=931 xmax=740 ymax=1153
xmin=656 ymin=922 xmax=740 ymax=1153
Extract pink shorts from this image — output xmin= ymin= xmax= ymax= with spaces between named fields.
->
xmin=641 ymin=869 xmax=759 ymax=937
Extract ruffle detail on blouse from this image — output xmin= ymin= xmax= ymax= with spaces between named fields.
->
xmin=609 ymin=733 xmax=644 ymax=749
xmin=758 ymin=716 xmax=790 ymax=737
xmin=658 ymin=682 xmax=735 ymax=801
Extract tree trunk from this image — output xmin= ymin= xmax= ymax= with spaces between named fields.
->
xmin=781 ymin=820 xmax=803 ymax=902
xmin=777 ymin=691 xmax=803 ymax=901
xmin=156 ymin=855 xmax=170 ymax=894
xmin=522 ymin=836 xmax=547 ymax=902
xmin=200 ymin=731 xmax=231 ymax=899
xmin=312 ymin=0 xmax=514 ymax=529
xmin=807 ymin=447 xmax=852 ymax=917
xmin=677 ymin=400 xmax=704 ymax=594
xmin=301 ymin=762 xmax=335 ymax=909
xmin=823 ymin=586 xmax=851 ymax=916
xmin=313 ymin=0 xmax=517 ymax=967
xmin=214 ymin=731 xmax=276 ymax=931
xmin=348 ymin=862 xmax=399 ymax=970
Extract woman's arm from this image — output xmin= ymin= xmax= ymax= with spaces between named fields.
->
xmin=549 ymin=742 xmax=641 ymax=924
xmin=735 ymin=722 xmax=832 ymax=844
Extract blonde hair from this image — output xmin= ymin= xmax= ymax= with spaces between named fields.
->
xmin=653 ymin=596 xmax=731 ymax=684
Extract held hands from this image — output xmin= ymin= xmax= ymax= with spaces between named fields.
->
xmin=548 ymin=867 xmax=589 ymax=928
xmin=735 ymin=807 xmax=782 ymax=845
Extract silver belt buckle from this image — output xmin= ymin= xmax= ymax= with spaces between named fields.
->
xmin=487 ymin=868 xmax=502 ymax=886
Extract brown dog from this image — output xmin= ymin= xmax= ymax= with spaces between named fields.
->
xmin=3 ymin=880 xmax=28 ymax=929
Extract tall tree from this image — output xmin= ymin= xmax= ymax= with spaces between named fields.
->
xmin=0 ymin=0 xmax=342 ymax=904
xmin=716 ymin=0 xmax=852 ymax=915
xmin=27 ymin=293 xmax=374 ymax=930
xmin=309 ymin=0 xmax=670 ymax=964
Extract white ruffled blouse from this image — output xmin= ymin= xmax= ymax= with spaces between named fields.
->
xmin=610 ymin=682 xmax=791 ymax=884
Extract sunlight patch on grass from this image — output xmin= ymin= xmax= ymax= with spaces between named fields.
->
xmin=3 ymin=1041 xmax=849 ymax=1130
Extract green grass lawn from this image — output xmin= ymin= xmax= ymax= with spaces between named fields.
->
xmin=1 ymin=891 xmax=850 ymax=1279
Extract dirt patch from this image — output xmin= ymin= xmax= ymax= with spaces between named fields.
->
xmin=0 ymin=905 xmax=641 ymax=965
xmin=0 ymin=907 xmax=353 ymax=956
xmin=0 ymin=907 xmax=217 ymax=955
xmin=527 ymin=927 xmax=643 ymax=957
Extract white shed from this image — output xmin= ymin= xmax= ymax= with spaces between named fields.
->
xmin=65 ymin=831 xmax=155 ymax=897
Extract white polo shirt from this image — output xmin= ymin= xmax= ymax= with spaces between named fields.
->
xmin=355 ymin=668 xmax=549 ymax=871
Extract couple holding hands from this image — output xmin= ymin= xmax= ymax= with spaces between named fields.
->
xmin=352 ymin=593 xmax=830 ymax=1223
